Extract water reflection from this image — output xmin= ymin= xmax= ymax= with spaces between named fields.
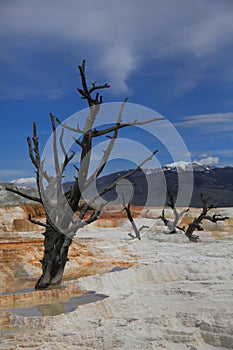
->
xmin=5 ymin=291 xmax=108 ymax=317
xmin=37 ymin=303 xmax=65 ymax=316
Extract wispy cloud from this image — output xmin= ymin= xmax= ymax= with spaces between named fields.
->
xmin=1 ymin=0 xmax=233 ymax=98
xmin=174 ymin=112 xmax=233 ymax=132
xmin=212 ymin=149 xmax=233 ymax=157
xmin=175 ymin=112 xmax=233 ymax=125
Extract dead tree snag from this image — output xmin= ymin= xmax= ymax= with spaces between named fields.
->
xmin=185 ymin=193 xmax=229 ymax=242
xmin=6 ymin=60 xmax=161 ymax=289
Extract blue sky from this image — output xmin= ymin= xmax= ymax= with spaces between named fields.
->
xmin=0 ymin=0 xmax=233 ymax=184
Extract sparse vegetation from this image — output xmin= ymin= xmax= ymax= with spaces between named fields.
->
xmin=145 ymin=192 xmax=229 ymax=242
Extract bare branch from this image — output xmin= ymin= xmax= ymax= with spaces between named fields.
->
xmin=91 ymin=116 xmax=164 ymax=138
xmin=73 ymin=136 xmax=84 ymax=148
xmin=27 ymin=122 xmax=41 ymax=175
xmin=57 ymin=115 xmax=163 ymax=137
xmin=176 ymin=225 xmax=186 ymax=232
xmin=159 ymin=209 xmax=169 ymax=227
xmin=33 ymin=122 xmax=40 ymax=164
xmin=85 ymin=98 xmax=128 ymax=189
xmin=58 ymin=127 xmax=76 ymax=174
xmin=204 ymin=214 xmax=229 ymax=223
xmin=74 ymin=150 xmax=158 ymax=216
xmin=63 ymin=204 xmax=105 ymax=239
xmin=27 ymin=137 xmax=37 ymax=168
xmin=5 ymin=186 xmax=42 ymax=204
xmin=83 ymin=207 xmax=103 ymax=225
xmin=89 ymin=82 xmax=110 ymax=95
xmin=73 ymin=164 xmax=79 ymax=173
xmin=61 ymin=152 xmax=75 ymax=174
xmin=97 ymin=150 xmax=158 ymax=201
xmin=78 ymin=59 xmax=88 ymax=93
xmin=56 ymin=118 xmax=85 ymax=134
xmin=59 ymin=128 xmax=67 ymax=157
xmin=144 ymin=209 xmax=161 ymax=220
xmin=26 ymin=122 xmax=52 ymax=205
xmin=50 ymin=113 xmax=61 ymax=177
xmin=129 ymin=116 xmax=165 ymax=125
xmin=50 ymin=113 xmax=63 ymax=207
xmin=139 ymin=225 xmax=149 ymax=232
xmin=28 ymin=214 xmax=48 ymax=228
xmin=122 ymin=199 xmax=141 ymax=240
xmin=77 ymin=59 xmax=110 ymax=106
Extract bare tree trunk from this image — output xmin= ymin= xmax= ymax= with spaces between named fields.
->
xmin=124 ymin=203 xmax=141 ymax=240
xmin=35 ymin=226 xmax=71 ymax=289
xmin=122 ymin=200 xmax=149 ymax=240
xmin=185 ymin=218 xmax=204 ymax=240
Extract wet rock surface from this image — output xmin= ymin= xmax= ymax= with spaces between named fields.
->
xmin=0 ymin=206 xmax=232 ymax=349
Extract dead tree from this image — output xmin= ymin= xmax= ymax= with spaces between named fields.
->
xmin=6 ymin=60 xmax=161 ymax=289
xmin=185 ymin=193 xmax=229 ymax=242
xmin=145 ymin=188 xmax=189 ymax=233
xmin=147 ymin=191 xmax=229 ymax=241
xmin=160 ymin=189 xmax=189 ymax=233
xmin=122 ymin=196 xmax=149 ymax=240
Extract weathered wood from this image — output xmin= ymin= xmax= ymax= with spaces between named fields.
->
xmin=122 ymin=197 xmax=149 ymax=240
xmin=147 ymin=188 xmax=188 ymax=234
xmin=185 ymin=193 xmax=229 ymax=240
xmin=124 ymin=202 xmax=141 ymax=240
xmin=6 ymin=59 xmax=160 ymax=289
xmin=35 ymin=226 xmax=72 ymax=289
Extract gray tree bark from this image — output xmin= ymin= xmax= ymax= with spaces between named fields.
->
xmin=6 ymin=60 xmax=161 ymax=289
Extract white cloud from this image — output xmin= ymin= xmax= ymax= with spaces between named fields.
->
xmin=174 ymin=112 xmax=233 ymax=134
xmin=197 ymin=156 xmax=219 ymax=166
xmin=99 ymin=45 xmax=137 ymax=93
xmin=175 ymin=112 xmax=233 ymax=126
xmin=1 ymin=0 xmax=233 ymax=97
xmin=10 ymin=177 xmax=36 ymax=187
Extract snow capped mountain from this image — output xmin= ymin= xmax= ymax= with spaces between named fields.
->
xmin=10 ymin=177 xmax=36 ymax=187
xmin=162 ymin=161 xmax=213 ymax=172
xmin=144 ymin=168 xmax=161 ymax=175
xmin=1 ymin=163 xmax=233 ymax=207
xmin=143 ymin=161 xmax=213 ymax=174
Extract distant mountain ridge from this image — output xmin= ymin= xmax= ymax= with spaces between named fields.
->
xmin=96 ymin=162 xmax=233 ymax=207
xmin=1 ymin=162 xmax=233 ymax=207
